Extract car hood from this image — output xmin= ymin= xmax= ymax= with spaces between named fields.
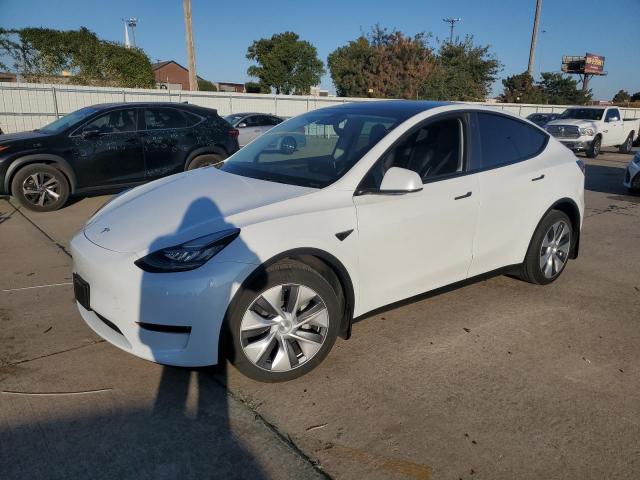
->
xmin=546 ymin=119 xmax=599 ymax=129
xmin=0 ymin=130 xmax=52 ymax=145
xmin=84 ymin=168 xmax=316 ymax=254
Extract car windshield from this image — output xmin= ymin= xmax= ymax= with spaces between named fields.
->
xmin=219 ymin=108 xmax=406 ymax=188
xmin=559 ymin=108 xmax=604 ymax=121
xmin=37 ymin=106 xmax=102 ymax=134
xmin=223 ymin=114 xmax=245 ymax=126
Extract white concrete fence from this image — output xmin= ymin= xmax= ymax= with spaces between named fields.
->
xmin=1 ymin=81 xmax=639 ymax=134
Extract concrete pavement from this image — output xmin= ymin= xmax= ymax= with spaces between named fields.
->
xmin=1 ymin=150 xmax=640 ymax=479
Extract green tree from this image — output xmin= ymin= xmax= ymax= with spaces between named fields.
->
xmin=538 ymin=72 xmax=591 ymax=105
xmin=328 ymin=26 xmax=433 ymax=99
xmin=246 ymin=32 xmax=325 ymax=95
xmin=0 ymin=27 xmax=154 ymax=88
xmin=631 ymin=91 xmax=640 ymax=102
xmin=197 ymin=78 xmax=217 ymax=91
xmin=327 ymin=36 xmax=376 ymax=97
xmin=244 ymin=81 xmax=269 ymax=93
xmin=421 ymin=36 xmax=501 ymax=101
xmin=612 ymin=89 xmax=630 ymax=104
xmin=499 ymin=72 xmax=547 ymax=103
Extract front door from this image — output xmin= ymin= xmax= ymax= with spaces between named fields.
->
xmin=353 ymin=115 xmax=479 ymax=313
xmin=603 ymin=108 xmax=624 ymax=145
xmin=72 ymin=108 xmax=145 ymax=188
xmin=237 ymin=115 xmax=264 ymax=147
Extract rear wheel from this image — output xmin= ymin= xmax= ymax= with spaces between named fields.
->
xmin=520 ymin=210 xmax=573 ymax=285
xmin=586 ymin=135 xmax=601 ymax=158
xmin=619 ymin=133 xmax=634 ymax=154
xmin=187 ymin=153 xmax=224 ymax=170
xmin=11 ymin=163 xmax=69 ymax=212
xmin=226 ymin=260 xmax=340 ymax=382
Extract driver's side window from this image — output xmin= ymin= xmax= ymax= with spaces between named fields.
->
xmin=83 ymin=109 xmax=137 ymax=134
xmin=361 ymin=117 xmax=464 ymax=189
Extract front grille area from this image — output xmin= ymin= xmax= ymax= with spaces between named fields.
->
xmin=547 ymin=125 xmax=580 ymax=139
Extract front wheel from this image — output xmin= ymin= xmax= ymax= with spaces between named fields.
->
xmin=226 ymin=260 xmax=340 ymax=382
xmin=519 ymin=210 xmax=573 ymax=285
xmin=11 ymin=163 xmax=69 ymax=212
xmin=586 ymin=135 xmax=601 ymax=158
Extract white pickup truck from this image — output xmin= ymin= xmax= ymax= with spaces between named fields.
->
xmin=545 ymin=106 xmax=639 ymax=158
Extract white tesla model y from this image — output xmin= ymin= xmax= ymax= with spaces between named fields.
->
xmin=71 ymin=101 xmax=585 ymax=382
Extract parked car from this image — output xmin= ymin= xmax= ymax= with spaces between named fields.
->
xmin=526 ymin=112 xmax=559 ymax=128
xmin=71 ymin=100 xmax=585 ymax=382
xmin=224 ymin=112 xmax=284 ymax=147
xmin=0 ymin=102 xmax=239 ymax=211
xmin=624 ymin=151 xmax=640 ymax=193
xmin=546 ymin=106 xmax=640 ymax=158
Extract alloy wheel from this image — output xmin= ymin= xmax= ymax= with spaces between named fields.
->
xmin=22 ymin=172 xmax=60 ymax=207
xmin=240 ymin=283 xmax=329 ymax=372
xmin=539 ymin=220 xmax=571 ymax=279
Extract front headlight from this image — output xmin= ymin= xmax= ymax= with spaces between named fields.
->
xmin=135 ymin=228 xmax=240 ymax=273
xmin=579 ymin=127 xmax=595 ymax=136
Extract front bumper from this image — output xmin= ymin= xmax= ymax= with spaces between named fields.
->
xmin=557 ymin=136 xmax=594 ymax=152
xmin=624 ymin=160 xmax=640 ymax=189
xmin=70 ymin=230 xmax=256 ymax=367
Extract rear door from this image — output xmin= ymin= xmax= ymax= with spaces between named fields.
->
xmin=467 ymin=112 xmax=550 ymax=277
xmin=71 ymin=107 xmax=145 ymax=187
xmin=141 ymin=106 xmax=196 ymax=179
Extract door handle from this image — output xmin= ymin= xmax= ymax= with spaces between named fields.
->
xmin=602 ymin=130 xmax=608 ymax=133
xmin=454 ymin=191 xmax=472 ymax=200
xmin=531 ymin=174 xmax=545 ymax=182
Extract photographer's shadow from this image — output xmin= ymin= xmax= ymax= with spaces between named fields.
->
xmin=139 ymin=196 xmax=266 ymax=479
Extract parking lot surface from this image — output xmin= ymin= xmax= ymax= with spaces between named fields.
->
xmin=1 ymin=150 xmax=639 ymax=479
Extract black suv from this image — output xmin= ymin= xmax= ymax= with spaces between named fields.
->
xmin=0 ymin=102 xmax=239 ymax=211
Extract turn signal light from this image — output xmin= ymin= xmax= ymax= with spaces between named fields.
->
xmin=229 ymin=129 xmax=239 ymax=138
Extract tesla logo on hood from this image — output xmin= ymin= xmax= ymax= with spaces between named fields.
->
xmin=100 ymin=227 xmax=111 ymax=234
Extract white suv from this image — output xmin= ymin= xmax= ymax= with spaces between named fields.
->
xmin=71 ymin=101 xmax=585 ymax=382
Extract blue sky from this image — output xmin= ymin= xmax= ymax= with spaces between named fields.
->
xmin=2 ymin=0 xmax=639 ymax=100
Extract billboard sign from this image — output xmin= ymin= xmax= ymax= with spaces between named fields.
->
xmin=584 ymin=53 xmax=605 ymax=74
xmin=561 ymin=53 xmax=605 ymax=75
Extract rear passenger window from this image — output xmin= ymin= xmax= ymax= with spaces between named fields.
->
xmin=477 ymin=113 xmax=547 ymax=168
xmin=183 ymin=111 xmax=202 ymax=126
xmin=144 ymin=108 xmax=187 ymax=130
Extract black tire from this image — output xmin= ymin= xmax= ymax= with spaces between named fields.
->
xmin=280 ymin=136 xmax=297 ymax=155
xmin=187 ymin=153 xmax=224 ymax=170
xmin=11 ymin=163 xmax=69 ymax=212
xmin=225 ymin=260 xmax=341 ymax=382
xmin=519 ymin=210 xmax=573 ymax=285
xmin=619 ymin=133 xmax=634 ymax=154
xmin=586 ymin=135 xmax=601 ymax=158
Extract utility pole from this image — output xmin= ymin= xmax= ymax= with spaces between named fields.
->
xmin=442 ymin=17 xmax=461 ymax=43
xmin=527 ymin=0 xmax=542 ymax=76
xmin=183 ymin=0 xmax=198 ymax=91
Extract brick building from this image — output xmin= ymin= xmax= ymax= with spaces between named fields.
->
xmin=152 ymin=60 xmax=194 ymax=91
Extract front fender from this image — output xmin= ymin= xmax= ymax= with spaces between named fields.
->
xmin=5 ymin=153 xmax=77 ymax=193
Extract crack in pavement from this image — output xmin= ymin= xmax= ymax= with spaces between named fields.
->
xmin=2 ymin=340 xmax=105 ymax=368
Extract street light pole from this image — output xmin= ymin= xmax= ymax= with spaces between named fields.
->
xmin=183 ymin=0 xmax=198 ymax=91
xmin=442 ymin=17 xmax=461 ymax=43
xmin=527 ymin=0 xmax=542 ymax=76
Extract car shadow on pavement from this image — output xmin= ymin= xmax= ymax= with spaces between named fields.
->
xmin=584 ymin=163 xmax=630 ymax=196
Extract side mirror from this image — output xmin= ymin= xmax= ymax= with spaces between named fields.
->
xmin=237 ymin=122 xmax=247 ymax=128
xmin=81 ymin=127 xmax=100 ymax=139
xmin=379 ymin=167 xmax=423 ymax=193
